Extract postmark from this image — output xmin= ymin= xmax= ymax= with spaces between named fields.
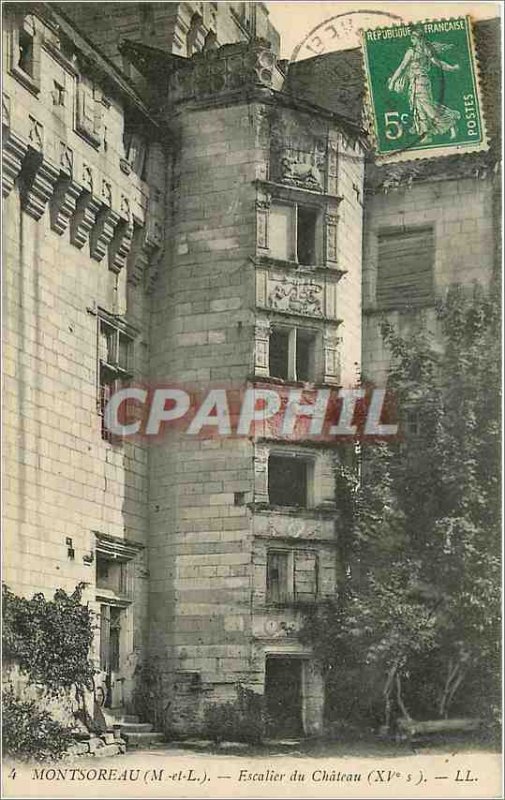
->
xmin=361 ymin=16 xmax=488 ymax=161
xmin=290 ymin=9 xmax=404 ymax=61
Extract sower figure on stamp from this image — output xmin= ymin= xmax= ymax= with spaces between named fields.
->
xmin=387 ymin=28 xmax=461 ymax=142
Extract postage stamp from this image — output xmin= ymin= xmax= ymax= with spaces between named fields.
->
xmin=361 ymin=16 xmax=488 ymax=161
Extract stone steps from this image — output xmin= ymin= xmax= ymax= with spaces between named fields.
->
xmin=64 ymin=735 xmax=126 ymax=759
xmin=120 ymin=721 xmax=154 ymax=733
xmin=122 ymin=731 xmax=165 ymax=748
xmin=102 ymin=709 xmax=165 ymax=748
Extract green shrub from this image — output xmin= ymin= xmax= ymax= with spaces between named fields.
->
xmin=2 ymin=689 xmax=73 ymax=761
xmin=204 ymin=684 xmax=265 ymax=744
xmin=2 ymin=583 xmax=95 ymax=693
xmin=2 ymin=583 xmax=96 ymax=760
xmin=132 ymin=659 xmax=168 ymax=730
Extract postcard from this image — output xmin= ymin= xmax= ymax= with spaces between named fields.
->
xmin=2 ymin=2 xmax=502 ymax=798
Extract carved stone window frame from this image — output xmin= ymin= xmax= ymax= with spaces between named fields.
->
xmin=9 ymin=13 xmax=42 ymax=95
xmin=74 ymin=73 xmax=103 ymax=149
xmin=94 ymin=531 xmax=144 ymax=606
xmin=254 ymin=443 xmax=336 ymax=510
xmin=254 ymin=314 xmax=328 ymax=384
xmin=255 ymin=180 xmax=342 ymax=269
xmin=268 ymin=322 xmax=321 ymax=384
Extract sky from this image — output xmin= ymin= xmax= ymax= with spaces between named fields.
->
xmin=266 ymin=2 xmax=502 ymax=60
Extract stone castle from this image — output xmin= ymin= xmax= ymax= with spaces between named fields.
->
xmin=2 ymin=2 xmax=500 ymax=736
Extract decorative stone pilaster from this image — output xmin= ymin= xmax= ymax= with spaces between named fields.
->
xmin=2 ymin=131 xmax=28 ymax=197
xmin=254 ymin=318 xmax=271 ymax=377
xmin=256 ymin=190 xmax=271 ymax=252
xmin=323 ymin=328 xmax=341 ymax=385
xmin=253 ymin=444 xmax=269 ymax=504
xmin=324 ymin=213 xmax=339 ymax=266
xmin=327 ymin=143 xmax=339 ymax=196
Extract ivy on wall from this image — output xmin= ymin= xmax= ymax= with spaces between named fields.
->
xmin=2 ymin=582 xmax=95 ymax=693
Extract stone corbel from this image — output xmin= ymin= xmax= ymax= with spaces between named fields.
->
xmin=108 ymin=219 xmax=133 ymax=273
xmin=90 ymin=205 xmax=121 ymax=261
xmin=50 ymin=176 xmax=82 ymax=234
xmin=70 ymin=191 xmax=102 ymax=249
xmin=2 ymin=131 xmax=28 ymax=197
xmin=126 ymin=219 xmax=162 ymax=288
xmin=2 ymin=92 xmax=11 ymax=130
xmin=20 ymin=152 xmax=60 ymax=220
xmin=254 ymin=318 xmax=271 ymax=377
xmin=126 ymin=222 xmax=148 ymax=286
xmin=108 ymin=196 xmax=134 ymax=274
xmin=323 ymin=328 xmax=341 ymax=385
xmin=145 ymin=246 xmax=163 ymax=294
xmin=143 ymin=193 xmax=164 ymax=292
xmin=50 ymin=146 xmax=81 ymax=235
xmin=89 ymin=182 xmax=120 ymax=261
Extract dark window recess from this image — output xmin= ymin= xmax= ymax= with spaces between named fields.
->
xmin=109 ymin=607 xmax=121 ymax=671
xmin=53 ymin=81 xmax=65 ymax=106
xmin=98 ymin=318 xmax=133 ymax=441
xmin=296 ymin=331 xmax=314 ymax=382
xmin=96 ymin=557 xmax=109 ymax=587
xmin=99 ymin=604 xmax=110 ymax=671
xmin=297 ymin=206 xmax=318 ymax=266
xmin=266 ymin=551 xmax=289 ymax=604
xmin=268 ymin=454 xmax=309 ymax=507
xmin=377 ymin=227 xmax=434 ymax=309
xmin=403 ymin=408 xmax=421 ymax=438
xmin=294 ymin=551 xmax=318 ymax=603
xmin=269 ymin=328 xmax=290 ymax=380
xmin=18 ymin=28 xmax=34 ymax=75
xmin=234 ymin=491 xmax=245 ymax=506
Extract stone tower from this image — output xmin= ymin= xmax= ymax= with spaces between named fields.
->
xmin=142 ymin=41 xmax=365 ymax=735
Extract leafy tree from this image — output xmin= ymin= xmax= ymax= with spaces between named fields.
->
xmin=304 ymin=284 xmax=501 ymax=731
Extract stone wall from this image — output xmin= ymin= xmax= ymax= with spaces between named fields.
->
xmin=59 ymin=1 xmax=279 ymax=73
xmin=147 ymin=96 xmax=259 ymax=731
xmin=362 ymin=174 xmax=497 ymax=384
xmin=2 ymin=4 xmax=162 ymax=706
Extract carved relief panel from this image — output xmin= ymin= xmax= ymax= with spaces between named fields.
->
xmin=270 ymin=109 xmax=328 ymax=192
xmin=256 ymin=269 xmax=339 ymax=322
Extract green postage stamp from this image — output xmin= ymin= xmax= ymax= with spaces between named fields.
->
xmin=362 ymin=16 xmax=488 ymax=161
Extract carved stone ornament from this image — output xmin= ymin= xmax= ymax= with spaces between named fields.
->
xmin=268 ymin=277 xmax=323 ymax=317
xmin=50 ymin=176 xmax=82 ymax=235
xmin=21 ymin=157 xmax=60 ymax=220
xmin=2 ymin=93 xmax=11 ymax=129
xmin=59 ymin=142 xmax=74 ymax=176
xmin=2 ymin=132 xmax=28 ymax=197
xmin=278 ymin=147 xmax=324 ymax=191
xmin=28 ymin=116 xmax=44 ymax=150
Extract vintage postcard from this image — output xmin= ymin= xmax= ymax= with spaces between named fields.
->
xmin=1 ymin=1 xmax=502 ymax=799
